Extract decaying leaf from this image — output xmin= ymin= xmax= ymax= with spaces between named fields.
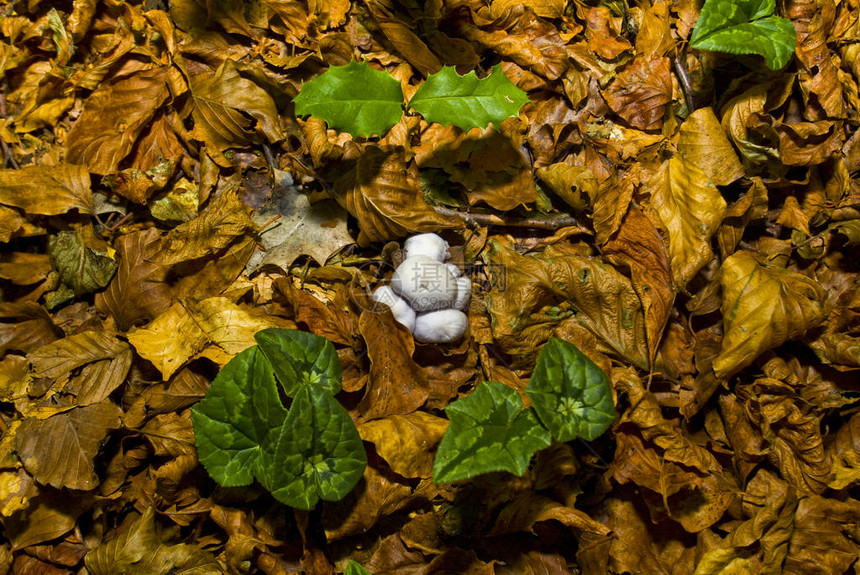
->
xmin=714 ymin=251 xmax=827 ymax=379
xmin=15 ymin=401 xmax=122 ymax=490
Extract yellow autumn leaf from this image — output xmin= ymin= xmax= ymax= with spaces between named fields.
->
xmin=127 ymin=297 xmax=275 ymax=380
xmin=677 ymin=107 xmax=744 ymax=187
xmin=647 ymin=156 xmax=727 ymax=288
xmin=713 ymin=251 xmax=827 ymax=379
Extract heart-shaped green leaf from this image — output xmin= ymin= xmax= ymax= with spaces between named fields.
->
xmin=292 ymin=60 xmax=404 ymax=137
xmin=255 ymin=328 xmax=341 ymax=397
xmin=433 ymin=381 xmax=551 ymax=484
xmin=409 ymin=65 xmax=530 ymax=131
xmin=690 ymin=0 xmax=796 ymax=70
xmin=526 ymin=338 xmax=616 ymax=442
xmin=257 ymin=386 xmax=367 ymax=509
xmin=191 ymin=346 xmax=287 ymax=486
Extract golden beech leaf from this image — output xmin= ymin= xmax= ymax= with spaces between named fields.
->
xmin=603 ymin=207 xmax=675 ymax=366
xmin=358 ymin=411 xmax=448 ymax=479
xmin=483 ymin=239 xmax=649 ymax=368
xmin=190 ymin=60 xmax=283 ymax=163
xmin=127 ymin=297 xmax=275 ymax=380
xmin=602 ymin=54 xmax=672 ymax=131
xmin=714 ymin=251 xmax=828 ymax=379
xmin=95 ymin=228 xmax=173 ymax=332
xmin=15 ymin=401 xmax=122 ymax=490
xmin=0 ymin=164 xmax=93 ymax=216
xmin=535 ymin=163 xmax=598 ymax=211
xmin=647 ymin=156 xmax=727 ymax=288
xmin=27 ymin=330 xmax=130 ymax=380
xmin=64 ymin=67 xmax=171 ymax=175
xmin=677 ymin=107 xmax=744 ymax=187
xmin=153 ymin=188 xmax=257 ymax=266
xmin=356 ymin=310 xmax=429 ymax=421
xmin=333 ymin=146 xmax=457 ymax=245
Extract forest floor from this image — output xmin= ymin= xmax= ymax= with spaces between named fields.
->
xmin=1 ymin=0 xmax=860 ymax=573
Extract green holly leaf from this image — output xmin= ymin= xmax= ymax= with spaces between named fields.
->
xmin=409 ymin=65 xmax=530 ymax=131
xmin=255 ymin=328 xmax=341 ymax=397
xmin=190 ymin=346 xmax=287 ymax=486
xmin=257 ymin=386 xmax=367 ymax=510
xmin=433 ymin=381 xmax=551 ymax=484
xmin=526 ymin=338 xmax=616 ymax=442
xmin=344 ymin=560 xmax=371 ymax=575
xmin=690 ymin=0 xmax=796 ymax=70
xmin=292 ymin=60 xmax=404 ymax=137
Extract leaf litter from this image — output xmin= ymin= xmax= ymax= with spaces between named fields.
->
xmin=1 ymin=0 xmax=860 ymax=573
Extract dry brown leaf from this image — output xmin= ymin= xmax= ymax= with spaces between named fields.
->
xmin=356 ymin=310 xmax=429 ymax=421
xmin=677 ymin=107 xmax=745 ymax=186
xmin=153 ymin=188 xmax=257 ymax=266
xmin=16 ymin=400 xmax=122 ymax=490
xmin=190 ymin=60 xmax=283 ymax=163
xmin=95 ymin=228 xmax=173 ymax=331
xmin=0 ymin=164 xmax=93 ymax=216
xmin=127 ymin=297 xmax=275 ymax=380
xmin=65 ymin=67 xmax=171 ymax=175
xmin=646 ymin=156 xmax=727 ymax=289
xmin=714 ymin=251 xmax=828 ymax=379
xmin=603 ymin=206 xmax=675 ymax=365
xmin=334 ymin=145 xmax=457 ymax=245
xmin=358 ymin=411 xmax=448 ymax=479
xmin=603 ymin=54 xmax=672 ymax=131
xmin=27 ymin=330 xmax=129 ymax=380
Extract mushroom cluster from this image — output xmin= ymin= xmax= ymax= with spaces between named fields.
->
xmin=371 ymin=233 xmax=471 ymax=343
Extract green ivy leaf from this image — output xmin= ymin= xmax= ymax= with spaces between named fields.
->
xmin=690 ymin=0 xmax=796 ymax=70
xmin=408 ymin=65 xmax=530 ymax=131
xmin=344 ymin=560 xmax=371 ymax=575
xmin=433 ymin=381 xmax=551 ymax=484
xmin=190 ymin=346 xmax=287 ymax=486
xmin=292 ymin=60 xmax=404 ymax=137
xmin=257 ymin=386 xmax=367 ymax=510
xmin=255 ymin=328 xmax=341 ymax=397
xmin=526 ymin=338 xmax=616 ymax=442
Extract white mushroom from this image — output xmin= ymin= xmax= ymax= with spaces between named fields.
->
xmin=390 ymin=256 xmax=458 ymax=311
xmin=446 ymin=263 xmax=462 ymax=278
xmin=413 ymin=309 xmax=469 ymax=343
xmin=371 ymin=286 xmax=416 ymax=332
xmin=453 ymin=277 xmax=472 ymax=311
xmin=403 ymin=233 xmax=449 ymax=262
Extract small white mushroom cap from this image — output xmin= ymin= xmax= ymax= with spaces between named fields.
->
xmin=371 ymin=286 xmax=416 ymax=332
xmin=403 ymin=233 xmax=449 ymax=262
xmin=413 ymin=309 xmax=469 ymax=343
xmin=453 ymin=277 xmax=471 ymax=311
xmin=445 ymin=263 xmax=462 ymax=278
xmin=391 ymin=256 xmax=458 ymax=312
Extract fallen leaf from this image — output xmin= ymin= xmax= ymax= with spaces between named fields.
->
xmin=84 ymin=507 xmax=221 ymax=575
xmin=16 ymin=400 xmax=122 ymax=490
xmin=0 ymin=164 xmax=93 ymax=216
xmin=358 ymin=411 xmax=448 ymax=479
xmin=714 ymin=251 xmax=827 ymax=379
xmin=356 ymin=310 xmax=429 ymax=421
xmin=246 ymin=170 xmax=353 ymax=270
xmin=64 ymin=67 xmax=171 ymax=175
xmin=677 ymin=107 xmax=745 ymax=186
xmin=603 ymin=54 xmax=672 ymax=131
xmin=646 ymin=156 xmax=727 ymax=288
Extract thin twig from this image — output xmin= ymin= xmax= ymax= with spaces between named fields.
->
xmin=672 ymin=49 xmax=696 ymax=114
xmin=433 ymin=205 xmax=580 ymax=230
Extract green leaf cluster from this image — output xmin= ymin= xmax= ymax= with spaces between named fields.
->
xmin=293 ymin=60 xmax=530 ymax=137
xmin=191 ymin=328 xmax=366 ymax=509
xmin=432 ymin=338 xmax=616 ymax=484
xmin=690 ymin=0 xmax=796 ymax=71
